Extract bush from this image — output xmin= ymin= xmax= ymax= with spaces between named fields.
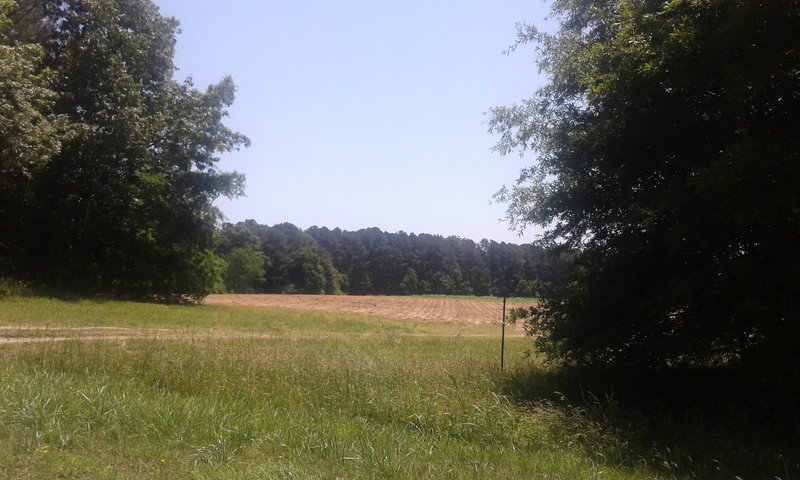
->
xmin=0 ymin=277 xmax=32 ymax=298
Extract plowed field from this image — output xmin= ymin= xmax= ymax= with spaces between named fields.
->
xmin=204 ymin=294 xmax=535 ymax=326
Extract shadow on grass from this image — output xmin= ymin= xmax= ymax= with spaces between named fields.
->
xmin=26 ymin=284 xmax=203 ymax=305
xmin=499 ymin=362 xmax=800 ymax=479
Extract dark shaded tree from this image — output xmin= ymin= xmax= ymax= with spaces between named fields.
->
xmin=492 ymin=0 xmax=800 ymax=368
xmin=0 ymin=0 xmax=70 ymax=274
xmin=399 ymin=268 xmax=421 ymax=295
xmin=221 ymin=222 xmax=342 ymax=294
xmin=2 ymin=0 xmax=248 ymax=299
xmin=484 ymin=240 xmax=524 ymax=297
xmin=223 ymin=247 xmax=267 ymax=294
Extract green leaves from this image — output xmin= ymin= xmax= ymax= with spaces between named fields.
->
xmin=0 ymin=0 xmax=249 ymax=299
xmin=0 ymin=41 xmax=66 ymax=182
xmin=223 ymin=247 xmax=268 ymax=294
xmin=492 ymin=0 xmax=800 ymax=368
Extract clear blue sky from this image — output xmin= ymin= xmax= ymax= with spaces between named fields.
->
xmin=154 ymin=0 xmax=551 ymax=244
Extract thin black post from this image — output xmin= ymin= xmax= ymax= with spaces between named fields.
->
xmin=501 ymin=295 xmax=507 ymax=370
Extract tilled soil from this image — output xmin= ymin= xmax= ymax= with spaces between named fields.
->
xmin=204 ymin=294 xmax=533 ymax=326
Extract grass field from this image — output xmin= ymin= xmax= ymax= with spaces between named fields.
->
xmin=0 ymin=296 xmax=795 ymax=479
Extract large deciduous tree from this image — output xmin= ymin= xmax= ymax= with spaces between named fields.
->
xmin=1 ymin=0 xmax=249 ymax=299
xmin=492 ymin=0 xmax=800 ymax=368
xmin=0 ymin=0 xmax=69 ymax=272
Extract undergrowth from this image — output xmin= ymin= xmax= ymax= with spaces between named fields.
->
xmin=499 ymin=362 xmax=800 ymax=480
xmin=0 ymin=277 xmax=32 ymax=298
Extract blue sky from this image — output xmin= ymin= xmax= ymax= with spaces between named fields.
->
xmin=154 ymin=1 xmax=551 ymax=243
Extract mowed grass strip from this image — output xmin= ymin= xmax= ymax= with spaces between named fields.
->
xmin=0 ymin=298 xmax=657 ymax=479
xmin=0 ymin=297 xmax=441 ymax=336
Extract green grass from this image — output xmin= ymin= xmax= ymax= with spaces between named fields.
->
xmin=0 ymin=297 xmax=439 ymax=336
xmin=0 ymin=296 xmax=518 ymax=339
xmin=409 ymin=294 xmax=538 ymax=304
xmin=0 ymin=297 xmax=789 ymax=479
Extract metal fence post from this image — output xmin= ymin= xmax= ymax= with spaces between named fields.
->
xmin=501 ymin=296 xmax=506 ymax=370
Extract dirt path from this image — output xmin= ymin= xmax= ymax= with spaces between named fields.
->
xmin=203 ymin=294 xmax=535 ymax=326
xmin=0 ymin=327 xmax=510 ymax=345
xmin=0 ymin=326 xmax=228 ymax=344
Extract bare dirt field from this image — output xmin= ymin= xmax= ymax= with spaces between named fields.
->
xmin=204 ymin=294 xmax=535 ymax=326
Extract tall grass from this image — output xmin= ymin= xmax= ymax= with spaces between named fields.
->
xmin=0 ymin=335 xmax=659 ymax=479
xmin=1 ymin=297 xmax=790 ymax=478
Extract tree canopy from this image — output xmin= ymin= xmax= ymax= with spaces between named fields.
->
xmin=215 ymin=221 xmax=563 ymax=297
xmin=0 ymin=0 xmax=248 ymax=299
xmin=492 ymin=0 xmax=800 ymax=368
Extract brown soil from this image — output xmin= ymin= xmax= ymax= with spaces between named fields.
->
xmin=204 ymin=294 xmax=534 ymax=326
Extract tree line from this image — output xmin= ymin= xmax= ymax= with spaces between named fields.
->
xmin=216 ymin=220 xmax=568 ymax=297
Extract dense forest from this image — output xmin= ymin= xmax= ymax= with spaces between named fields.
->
xmin=216 ymin=220 xmax=567 ymax=297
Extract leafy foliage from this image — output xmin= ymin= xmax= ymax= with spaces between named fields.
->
xmin=0 ymin=0 xmax=70 ymax=273
xmin=222 ymin=247 xmax=268 ymax=294
xmin=0 ymin=277 xmax=32 ymax=298
xmin=492 ymin=0 xmax=800 ymax=368
xmin=0 ymin=0 xmax=248 ymax=299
